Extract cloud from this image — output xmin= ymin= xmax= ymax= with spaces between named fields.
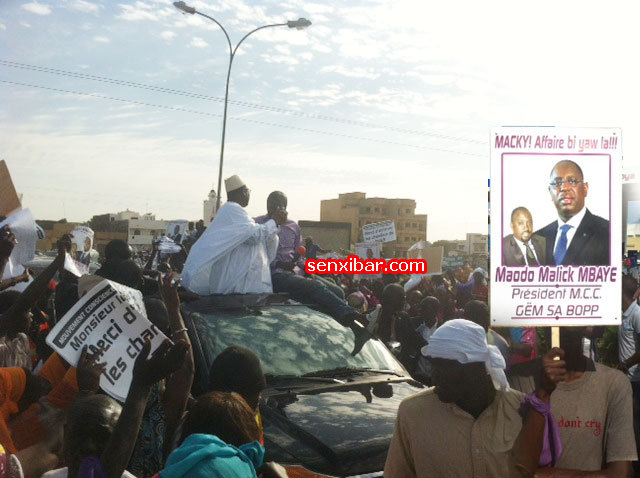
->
xmin=311 ymin=43 xmax=331 ymax=54
xmin=21 ymin=2 xmax=51 ymax=15
xmin=93 ymin=36 xmax=110 ymax=43
xmin=57 ymin=106 xmax=87 ymax=112
xmin=117 ymin=3 xmax=159 ymax=21
xmin=301 ymin=3 xmax=334 ymax=14
xmin=103 ymin=112 xmax=145 ymax=120
xmin=321 ymin=65 xmax=379 ymax=80
xmin=189 ymin=37 xmax=208 ymax=48
xmin=0 ymin=23 xmax=6 ymax=30
xmin=161 ymin=30 xmax=175 ymax=41
xmin=19 ymin=21 xmax=31 ymax=28
xmin=260 ymin=54 xmax=299 ymax=66
xmin=68 ymin=0 xmax=102 ymax=14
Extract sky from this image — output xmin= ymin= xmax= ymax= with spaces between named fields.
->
xmin=1 ymin=0 xmax=640 ymax=241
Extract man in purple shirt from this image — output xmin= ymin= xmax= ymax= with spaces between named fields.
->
xmin=256 ymin=192 xmax=367 ymax=339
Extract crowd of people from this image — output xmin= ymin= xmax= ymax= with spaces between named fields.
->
xmin=0 ymin=173 xmax=638 ymax=477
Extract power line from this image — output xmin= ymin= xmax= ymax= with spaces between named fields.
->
xmin=0 ymin=79 xmax=485 ymax=157
xmin=0 ymin=59 xmax=486 ymax=145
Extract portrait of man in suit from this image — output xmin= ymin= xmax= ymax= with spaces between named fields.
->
xmin=503 ymin=206 xmax=546 ymax=266
xmin=536 ymin=159 xmax=610 ymax=265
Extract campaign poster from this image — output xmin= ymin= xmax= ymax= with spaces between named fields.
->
xmin=355 ymin=242 xmax=381 ymax=260
xmin=166 ymin=220 xmax=188 ymax=244
xmin=362 ymin=220 xmax=396 ymax=243
xmin=490 ymin=127 xmax=621 ymax=326
xmin=46 ymin=279 xmax=167 ymax=402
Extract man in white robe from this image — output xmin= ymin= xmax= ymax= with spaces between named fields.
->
xmin=182 ymin=175 xmax=287 ymax=295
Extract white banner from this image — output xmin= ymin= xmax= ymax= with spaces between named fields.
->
xmin=362 ymin=220 xmax=396 ymax=244
xmin=490 ymin=126 xmax=622 ymax=326
xmin=1 ymin=209 xmax=37 ymax=291
xmin=157 ymin=236 xmax=182 ymax=254
xmin=0 ymin=209 xmax=37 ymax=266
xmin=46 ymin=279 xmax=167 ymax=402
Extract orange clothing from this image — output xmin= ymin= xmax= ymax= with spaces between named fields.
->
xmin=11 ymin=363 xmax=78 ymax=451
xmin=0 ymin=368 xmax=26 ymax=454
xmin=39 ymin=353 xmax=69 ymax=389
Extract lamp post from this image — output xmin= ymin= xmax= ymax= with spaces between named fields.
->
xmin=173 ymin=1 xmax=311 ymax=213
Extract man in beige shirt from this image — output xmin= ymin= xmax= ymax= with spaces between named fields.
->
xmin=384 ymin=319 xmax=566 ymax=478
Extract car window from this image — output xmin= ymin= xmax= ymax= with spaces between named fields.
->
xmin=191 ymin=305 xmax=405 ymax=377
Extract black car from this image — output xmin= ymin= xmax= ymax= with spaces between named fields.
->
xmin=182 ymin=294 xmax=424 ymax=478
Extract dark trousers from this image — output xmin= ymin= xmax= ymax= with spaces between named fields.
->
xmin=272 ymin=272 xmax=354 ymax=325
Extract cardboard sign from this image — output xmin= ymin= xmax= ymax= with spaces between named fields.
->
xmin=0 ymin=160 xmax=21 ymax=217
xmin=490 ymin=126 xmax=622 ymax=326
xmin=423 ymin=246 xmax=443 ymax=274
xmin=362 ymin=220 xmax=396 ymax=243
xmin=46 ymin=279 xmax=167 ymax=402
xmin=355 ymin=242 xmax=381 ymax=259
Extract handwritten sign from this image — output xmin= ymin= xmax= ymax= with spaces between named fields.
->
xmin=362 ymin=220 xmax=396 ymax=244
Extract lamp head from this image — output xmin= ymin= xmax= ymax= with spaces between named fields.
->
xmin=287 ymin=18 xmax=312 ymax=30
xmin=173 ymin=1 xmax=196 ymax=14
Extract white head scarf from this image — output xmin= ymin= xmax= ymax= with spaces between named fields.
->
xmin=421 ymin=319 xmax=509 ymax=390
xmin=468 ymin=267 xmax=488 ymax=285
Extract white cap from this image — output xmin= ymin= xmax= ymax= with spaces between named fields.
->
xmin=224 ymin=175 xmax=246 ymax=193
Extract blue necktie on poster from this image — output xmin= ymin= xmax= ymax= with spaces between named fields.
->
xmin=554 ymin=225 xmax=572 ymax=265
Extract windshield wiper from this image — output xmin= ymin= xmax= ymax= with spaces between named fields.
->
xmin=265 ymin=373 xmax=345 ymax=385
xmin=302 ymin=367 xmax=404 ymax=378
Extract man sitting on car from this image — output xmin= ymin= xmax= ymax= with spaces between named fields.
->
xmin=182 ymin=176 xmax=287 ymax=295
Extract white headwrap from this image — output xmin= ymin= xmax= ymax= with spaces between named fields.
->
xmin=468 ymin=267 xmax=488 ymax=285
xmin=421 ymin=319 xmax=509 ymax=390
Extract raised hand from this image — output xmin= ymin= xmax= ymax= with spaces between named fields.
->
xmin=538 ymin=347 xmax=567 ymax=400
xmin=131 ymin=339 xmax=188 ymax=390
xmin=272 ymin=208 xmax=288 ymax=226
xmin=56 ymin=234 xmax=72 ymax=257
xmin=76 ymin=345 xmax=107 ymax=394
xmin=160 ymin=272 xmax=181 ymax=312
xmin=0 ymin=225 xmax=16 ymax=258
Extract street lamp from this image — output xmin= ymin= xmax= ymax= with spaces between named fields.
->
xmin=173 ymin=1 xmax=311 ymax=213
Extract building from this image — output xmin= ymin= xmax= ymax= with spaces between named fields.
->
xmin=466 ymin=233 xmax=489 ymax=257
xmin=432 ymin=239 xmax=467 ymax=257
xmin=627 ymin=223 xmax=640 ymax=252
xmin=203 ymin=189 xmax=218 ymax=226
xmin=90 ymin=210 xmax=168 ymax=250
xmin=320 ymin=192 xmax=427 ymax=257
xmin=298 ymin=221 xmax=352 ymax=252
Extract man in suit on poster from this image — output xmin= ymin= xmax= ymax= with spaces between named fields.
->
xmin=503 ymin=207 xmax=546 ymax=266
xmin=536 ymin=159 xmax=609 ymax=266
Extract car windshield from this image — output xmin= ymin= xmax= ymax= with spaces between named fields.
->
xmin=190 ymin=305 xmax=405 ymax=377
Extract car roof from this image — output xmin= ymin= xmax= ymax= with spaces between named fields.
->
xmin=182 ymin=292 xmax=304 ymax=314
